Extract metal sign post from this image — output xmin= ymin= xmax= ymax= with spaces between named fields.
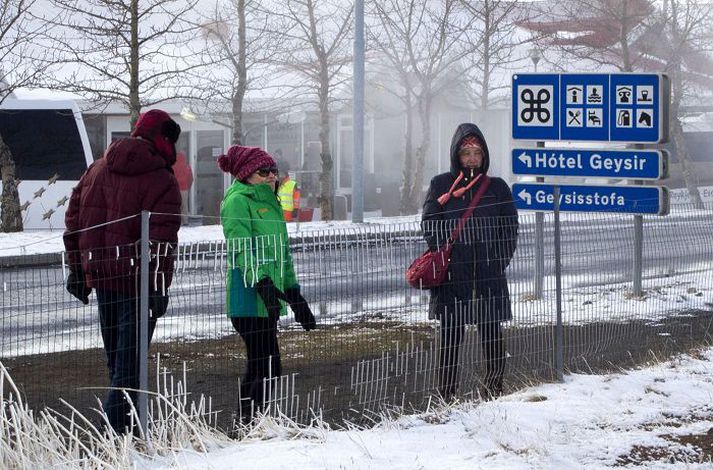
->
xmin=553 ymin=185 xmax=563 ymax=383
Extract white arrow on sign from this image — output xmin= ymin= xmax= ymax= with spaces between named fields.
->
xmin=518 ymin=188 xmax=532 ymax=205
xmin=518 ymin=151 xmax=532 ymax=167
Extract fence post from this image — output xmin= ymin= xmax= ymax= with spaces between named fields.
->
xmin=351 ymin=231 xmax=363 ymax=313
xmin=632 ymin=143 xmax=644 ymax=296
xmin=552 ymin=186 xmax=564 ymax=382
xmin=534 ymin=141 xmax=545 ymax=298
xmin=138 ymin=210 xmax=150 ymax=436
xmin=633 ymin=213 xmax=643 ymax=296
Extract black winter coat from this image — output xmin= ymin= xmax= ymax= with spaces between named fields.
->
xmin=422 ymin=123 xmax=518 ymax=323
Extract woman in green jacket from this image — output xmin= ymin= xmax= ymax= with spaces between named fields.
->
xmin=218 ymin=145 xmax=315 ymax=419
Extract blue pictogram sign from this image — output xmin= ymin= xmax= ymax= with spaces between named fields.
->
xmin=513 ymin=183 xmax=669 ymax=215
xmin=511 ymin=148 xmax=668 ymax=180
xmin=512 ymin=73 xmax=669 ymax=143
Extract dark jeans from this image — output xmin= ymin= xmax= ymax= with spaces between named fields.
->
xmin=231 ymin=316 xmax=281 ymax=417
xmin=439 ymin=307 xmax=505 ymax=398
xmin=96 ymin=290 xmax=156 ymax=434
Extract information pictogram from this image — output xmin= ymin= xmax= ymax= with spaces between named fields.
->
xmin=517 ymin=86 xmax=554 ymax=126
xmin=512 ymin=73 xmax=669 ymax=143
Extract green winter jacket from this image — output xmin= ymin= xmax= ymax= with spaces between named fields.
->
xmin=220 ymin=180 xmax=298 ymax=318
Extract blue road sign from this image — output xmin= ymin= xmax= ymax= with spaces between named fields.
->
xmin=512 ymin=73 xmax=669 ymax=143
xmin=513 ymin=183 xmax=669 ymax=215
xmin=511 ymin=148 xmax=668 ymax=180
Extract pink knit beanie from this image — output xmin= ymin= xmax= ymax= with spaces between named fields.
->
xmin=217 ymin=145 xmax=276 ymax=182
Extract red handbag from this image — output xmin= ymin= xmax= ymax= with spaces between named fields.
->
xmin=406 ymin=175 xmax=491 ymax=289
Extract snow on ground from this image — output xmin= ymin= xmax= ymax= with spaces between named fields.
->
xmin=151 ymin=348 xmax=713 ymax=469
xmin=510 ymin=266 xmax=713 ymax=327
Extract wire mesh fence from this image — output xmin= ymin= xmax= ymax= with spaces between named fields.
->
xmin=1 ymin=204 xmax=712 ymax=432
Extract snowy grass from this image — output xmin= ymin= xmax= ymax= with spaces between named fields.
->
xmin=0 ymin=359 xmax=233 ymax=469
xmin=0 ymin=351 xmax=341 ymax=469
xmin=4 ymin=345 xmax=713 ymax=469
xmin=160 ymin=347 xmax=713 ymax=470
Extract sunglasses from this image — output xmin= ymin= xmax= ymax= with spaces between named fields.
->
xmin=255 ymin=166 xmax=279 ymax=177
xmin=459 ymin=148 xmax=484 ymax=157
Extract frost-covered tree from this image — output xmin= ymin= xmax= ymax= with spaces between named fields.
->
xmin=654 ymin=0 xmax=713 ymax=209
xmin=522 ymin=0 xmax=656 ymax=72
xmin=459 ymin=0 xmax=528 ymax=110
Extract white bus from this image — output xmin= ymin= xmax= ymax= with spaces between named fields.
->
xmin=0 ymin=99 xmax=93 ymax=230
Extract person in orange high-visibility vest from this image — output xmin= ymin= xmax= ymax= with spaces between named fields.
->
xmin=276 ymin=159 xmax=300 ymax=222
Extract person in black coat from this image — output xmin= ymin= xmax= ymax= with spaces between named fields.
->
xmin=422 ymin=122 xmax=519 ymax=400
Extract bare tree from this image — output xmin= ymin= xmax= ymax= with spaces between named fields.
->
xmin=1 ymin=0 xmax=50 ymax=232
xmin=459 ymin=0 xmax=527 ymax=110
xmin=369 ymin=0 xmax=471 ymax=214
xmin=44 ymin=0 xmax=203 ymax=127
xmin=196 ymin=0 xmax=280 ymax=144
xmin=269 ymin=0 xmax=353 ymax=221
xmin=655 ymin=0 xmax=713 ymax=209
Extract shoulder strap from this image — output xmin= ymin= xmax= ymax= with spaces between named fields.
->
xmin=449 ymin=175 xmax=491 ymax=243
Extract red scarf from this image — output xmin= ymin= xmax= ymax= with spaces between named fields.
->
xmin=437 ymin=172 xmax=483 ymax=205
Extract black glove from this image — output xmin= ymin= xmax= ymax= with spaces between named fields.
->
xmin=149 ymin=291 xmax=170 ymax=318
xmin=66 ymin=267 xmax=91 ymax=305
xmin=255 ymin=278 xmax=283 ymax=322
xmin=283 ymin=287 xmax=316 ymax=331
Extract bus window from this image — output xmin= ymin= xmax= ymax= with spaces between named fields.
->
xmin=0 ymin=108 xmax=89 ymax=181
xmin=0 ymin=100 xmax=92 ymax=230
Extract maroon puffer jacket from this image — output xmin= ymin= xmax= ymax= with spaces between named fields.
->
xmin=64 ymin=137 xmax=181 ymax=294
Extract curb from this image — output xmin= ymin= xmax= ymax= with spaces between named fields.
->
xmin=0 ymin=253 xmax=63 ymax=269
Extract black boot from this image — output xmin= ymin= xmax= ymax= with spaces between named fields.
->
xmin=478 ymin=321 xmax=506 ymax=401
xmin=438 ymin=314 xmax=464 ymax=403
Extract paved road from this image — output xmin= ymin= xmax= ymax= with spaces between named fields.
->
xmin=2 ymin=210 xmax=711 ymax=356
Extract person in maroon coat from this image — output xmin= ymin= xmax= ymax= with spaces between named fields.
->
xmin=63 ymin=109 xmax=182 ymax=434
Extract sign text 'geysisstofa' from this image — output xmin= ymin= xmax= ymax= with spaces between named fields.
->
xmin=512 ymin=183 xmax=669 ymax=215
